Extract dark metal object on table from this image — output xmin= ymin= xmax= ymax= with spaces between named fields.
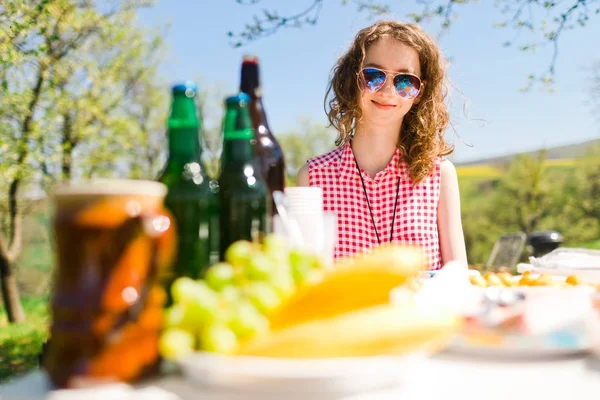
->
xmin=527 ymin=230 xmax=564 ymax=258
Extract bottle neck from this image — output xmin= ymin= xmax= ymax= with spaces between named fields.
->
xmin=241 ymin=62 xmax=272 ymax=137
xmin=166 ymin=92 xmax=203 ymax=164
xmin=167 ymin=127 xmax=203 ymax=164
xmin=240 ymin=62 xmax=260 ymax=95
xmin=248 ymin=97 xmax=272 ymax=137
xmin=221 ymin=139 xmax=254 ymax=168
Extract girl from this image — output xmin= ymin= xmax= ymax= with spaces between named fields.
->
xmin=297 ymin=20 xmax=467 ymax=270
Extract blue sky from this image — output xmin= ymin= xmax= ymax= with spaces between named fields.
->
xmin=137 ymin=1 xmax=600 ymax=163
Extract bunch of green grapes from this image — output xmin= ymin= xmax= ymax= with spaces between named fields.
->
xmin=158 ymin=234 xmax=327 ymax=361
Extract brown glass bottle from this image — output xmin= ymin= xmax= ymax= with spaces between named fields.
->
xmin=239 ymin=55 xmax=286 ymax=216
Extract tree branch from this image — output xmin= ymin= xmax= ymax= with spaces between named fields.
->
xmin=231 ymin=0 xmax=600 ymax=89
xmin=0 ymin=230 xmax=8 ymax=259
xmin=1 ymin=0 xmax=52 ymax=48
xmin=5 ymin=43 xmax=50 ymax=263
xmin=227 ymin=0 xmax=325 ymax=47
xmin=16 ymin=64 xmax=47 ymax=181
xmin=6 ymin=179 xmax=22 ymax=262
xmin=46 ymin=1 xmax=76 ymax=57
xmin=411 ymin=0 xmax=461 ymax=30
xmin=228 ymin=0 xmax=390 ymax=47
xmin=38 ymin=131 xmax=53 ymax=180
xmin=499 ymin=0 xmax=598 ymax=89
xmin=61 ymin=111 xmax=74 ymax=181
xmin=47 ymin=1 xmax=137 ymax=62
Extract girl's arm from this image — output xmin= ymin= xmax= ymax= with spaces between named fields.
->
xmin=437 ymin=159 xmax=468 ymax=266
xmin=296 ymin=163 xmax=310 ymax=186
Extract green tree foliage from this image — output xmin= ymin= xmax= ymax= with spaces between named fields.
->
xmin=570 ymin=144 xmax=600 ymax=237
xmin=488 ymin=151 xmax=552 ymax=236
xmin=459 ymin=177 xmax=503 ymax=267
xmin=461 ymin=149 xmax=600 ymax=266
xmin=0 ymin=0 xmax=165 ymax=323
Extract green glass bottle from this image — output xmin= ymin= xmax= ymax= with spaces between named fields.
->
xmin=158 ymin=81 xmax=219 ymax=299
xmin=218 ymin=93 xmax=270 ymax=259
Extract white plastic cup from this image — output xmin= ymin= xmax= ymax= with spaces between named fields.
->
xmin=284 ymin=187 xmax=323 ymax=216
xmin=273 ymin=211 xmax=337 ymax=268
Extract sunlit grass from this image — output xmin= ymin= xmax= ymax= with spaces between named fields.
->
xmin=456 ymin=158 xmax=579 ymax=179
xmin=577 ymin=238 xmax=600 ymax=249
xmin=456 ymin=165 xmax=502 ymax=178
xmin=545 ymin=158 xmax=577 ymax=168
xmin=0 ymin=296 xmax=50 ymax=383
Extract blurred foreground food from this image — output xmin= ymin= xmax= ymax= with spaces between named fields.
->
xmin=470 ymin=270 xmax=600 ymax=290
xmin=159 ymin=240 xmax=460 ymax=360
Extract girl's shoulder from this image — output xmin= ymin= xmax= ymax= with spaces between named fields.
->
xmin=307 ymin=145 xmax=346 ymax=172
xmin=438 ymin=157 xmax=457 ymax=178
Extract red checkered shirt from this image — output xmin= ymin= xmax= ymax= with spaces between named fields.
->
xmin=308 ymin=142 xmax=442 ymax=270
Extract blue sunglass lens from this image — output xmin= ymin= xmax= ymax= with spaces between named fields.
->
xmin=394 ymin=74 xmax=421 ymax=99
xmin=362 ymin=68 xmax=386 ymax=92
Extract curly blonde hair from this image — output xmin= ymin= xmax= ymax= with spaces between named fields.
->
xmin=325 ymin=20 xmax=453 ymax=183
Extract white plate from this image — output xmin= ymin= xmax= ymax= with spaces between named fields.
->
xmin=447 ymin=285 xmax=596 ymax=360
xmin=177 ymin=351 xmax=427 ymax=396
xmin=447 ymin=328 xmax=591 ymax=359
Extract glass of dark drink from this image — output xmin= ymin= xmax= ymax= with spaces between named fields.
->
xmin=43 ymin=179 xmax=176 ymax=388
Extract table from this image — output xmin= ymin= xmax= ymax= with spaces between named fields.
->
xmin=2 ymin=352 xmax=600 ymax=400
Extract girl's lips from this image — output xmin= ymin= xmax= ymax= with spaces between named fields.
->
xmin=372 ymin=100 xmax=396 ymax=110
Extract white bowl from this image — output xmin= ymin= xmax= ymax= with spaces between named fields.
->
xmin=177 ymin=351 xmax=427 ymax=397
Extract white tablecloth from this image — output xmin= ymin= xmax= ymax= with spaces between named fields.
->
xmin=2 ymin=353 xmax=600 ymax=400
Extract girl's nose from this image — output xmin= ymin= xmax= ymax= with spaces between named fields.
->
xmin=381 ymin=75 xmax=396 ymax=95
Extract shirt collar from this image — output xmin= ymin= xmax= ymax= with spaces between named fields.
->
xmin=338 ymin=141 xmax=407 ymax=183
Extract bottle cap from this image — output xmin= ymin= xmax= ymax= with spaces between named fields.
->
xmin=172 ymin=81 xmax=197 ymax=97
xmin=225 ymin=92 xmax=250 ymax=106
xmin=242 ymin=54 xmax=259 ymax=65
